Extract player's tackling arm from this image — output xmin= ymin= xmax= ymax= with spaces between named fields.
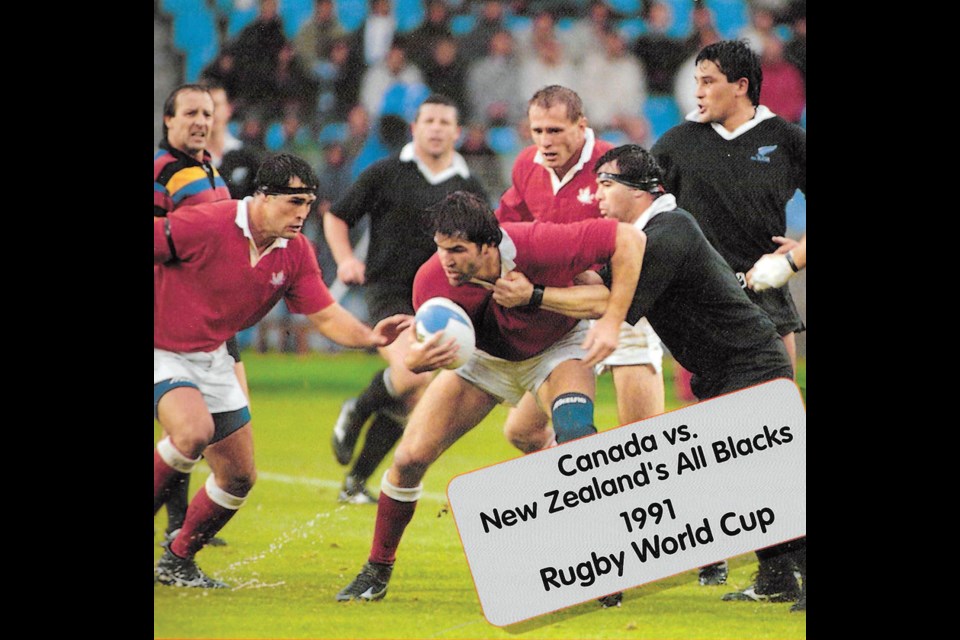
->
xmin=322 ymin=212 xmax=366 ymax=284
xmin=579 ymin=223 xmax=645 ymax=365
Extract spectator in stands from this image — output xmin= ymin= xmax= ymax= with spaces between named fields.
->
xmin=317 ymin=142 xmax=354 ymax=218
xmin=683 ymin=1 xmax=721 ymax=55
xmin=204 ymin=82 xmax=243 ymax=170
xmin=758 ymin=33 xmax=805 ymax=124
xmin=227 ymin=0 xmax=289 ymax=113
xmin=343 ymin=104 xmax=373 ymax=161
xmin=265 ymin=44 xmax=319 ymax=123
xmin=423 ymin=36 xmax=469 ymax=121
xmin=294 ymin=0 xmax=347 ymax=76
xmin=279 ymin=108 xmax=323 ymax=168
xmin=783 ymin=0 xmax=806 ymax=85
xmin=738 ymin=4 xmax=777 ymax=54
xmin=467 ymin=29 xmax=525 ymax=127
xmin=238 ymin=112 xmax=267 ymax=152
xmin=564 ymin=0 xmax=615 ymax=65
xmin=579 ymin=28 xmax=650 ymax=146
xmin=458 ymin=122 xmax=508 ymax=200
xmin=458 ymin=0 xmax=507 ymax=61
xmin=406 ymin=0 xmax=453 ymax=69
xmin=513 ymin=8 xmax=558 ymax=61
xmin=518 ymin=37 xmax=577 ymax=105
xmin=632 ymin=1 xmax=686 ymax=95
xmin=204 ymin=82 xmax=262 ymax=200
xmin=360 ymin=38 xmax=424 ymax=119
xmin=200 ymin=52 xmax=241 ymax=106
xmin=356 ymin=0 xmax=397 ymax=67
xmin=312 ymin=37 xmax=365 ymax=125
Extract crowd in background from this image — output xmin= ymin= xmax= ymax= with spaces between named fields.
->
xmin=154 ymin=0 xmax=806 ymax=352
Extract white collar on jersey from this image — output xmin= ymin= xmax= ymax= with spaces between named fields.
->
xmin=633 ymin=193 xmax=677 ymax=231
xmin=534 ymin=127 xmax=597 ymax=195
xmin=399 ymin=142 xmax=471 ymax=185
xmin=236 ymin=196 xmax=289 ymax=251
xmin=684 ymin=104 xmax=777 ymax=140
xmin=498 ymin=227 xmax=518 ymax=276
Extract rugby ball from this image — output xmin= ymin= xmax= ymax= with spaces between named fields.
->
xmin=414 ymin=297 xmax=476 ymax=369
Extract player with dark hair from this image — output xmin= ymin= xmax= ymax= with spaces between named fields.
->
xmin=496 ymin=144 xmax=805 ymax=612
xmin=334 ymin=190 xmax=645 ymax=602
xmin=496 ymin=84 xmax=665 ymax=465
xmin=153 ymin=153 xmax=410 ymax=588
xmin=154 ymin=83 xmax=239 ymax=548
xmin=651 ymin=39 xmax=806 ymax=603
xmin=322 ymin=94 xmax=488 ymax=504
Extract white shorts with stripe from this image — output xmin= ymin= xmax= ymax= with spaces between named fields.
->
xmin=456 ymin=320 xmax=591 ymax=406
xmin=154 ymin=344 xmax=248 ymax=414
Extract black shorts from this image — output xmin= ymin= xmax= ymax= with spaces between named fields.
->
xmin=365 ymin=282 xmax=415 ymax=323
xmin=226 ymin=335 xmax=242 ymax=363
xmin=746 ymin=287 xmax=805 ymax=337
xmin=691 ymin=340 xmax=795 ymax=400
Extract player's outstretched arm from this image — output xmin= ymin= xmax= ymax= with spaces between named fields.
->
xmin=323 ymin=211 xmax=366 ymax=285
xmin=493 ymin=270 xmax=610 ymax=318
xmin=599 ymin=223 xmax=645 ymax=327
xmin=581 ymin=223 xmax=645 ymax=366
xmin=307 ymin=304 xmax=412 ymax=349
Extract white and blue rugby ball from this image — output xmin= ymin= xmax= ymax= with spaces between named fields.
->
xmin=414 ymin=297 xmax=476 ymax=369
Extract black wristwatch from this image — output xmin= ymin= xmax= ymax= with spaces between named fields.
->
xmin=528 ymin=284 xmax=545 ymax=308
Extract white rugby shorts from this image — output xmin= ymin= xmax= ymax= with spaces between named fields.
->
xmin=596 ymin=318 xmax=664 ymax=375
xmin=154 ymin=344 xmax=249 ymax=414
xmin=456 ymin=320 xmax=591 ymax=406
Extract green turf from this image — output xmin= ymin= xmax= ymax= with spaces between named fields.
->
xmin=155 ymin=351 xmax=806 ymax=639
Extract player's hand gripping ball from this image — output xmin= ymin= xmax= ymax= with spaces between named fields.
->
xmin=414 ymin=297 xmax=476 ymax=369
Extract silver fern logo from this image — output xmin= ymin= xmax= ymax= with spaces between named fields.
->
xmin=750 ymin=145 xmax=778 ymax=162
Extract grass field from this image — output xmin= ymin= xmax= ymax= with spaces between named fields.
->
xmin=154 ymin=350 xmax=806 ymax=639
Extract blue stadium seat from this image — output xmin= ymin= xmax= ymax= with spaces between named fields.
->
xmin=785 ymin=189 xmax=805 ymax=232
xmin=605 ymin=0 xmax=641 ymax=15
xmin=213 ymin=0 xmax=236 ymax=15
xmin=172 ymin=6 xmax=216 ymax=52
xmin=598 ymin=129 xmax=631 ymax=146
xmin=450 ymin=14 xmax=476 ymax=36
xmin=351 ymin=128 xmax=393 ymax=179
xmin=379 ymin=82 xmax=430 ymax=121
xmin=318 ymin=121 xmax=349 ymax=144
xmin=226 ymin=4 xmax=258 ymax=38
xmin=555 ymin=17 xmax=575 ymax=32
xmin=265 ymin=121 xmax=286 ymax=151
xmin=617 ymin=17 xmax=646 ymax=44
xmin=395 ymin=0 xmax=425 ymax=33
xmin=799 ymin=106 xmax=806 ymax=129
xmin=711 ymin=0 xmax=749 ymax=39
xmin=662 ymin=0 xmax=692 ymax=38
xmin=504 ymin=15 xmax=531 ymax=33
xmin=172 ymin=7 xmax=219 ymax=82
xmin=336 ymin=0 xmax=367 ymax=32
xmin=227 ymin=120 xmax=242 ymax=138
xmin=487 ymin=126 xmax=520 ymax=155
xmin=643 ymin=95 xmax=682 ymax=144
xmin=280 ymin=0 xmax=316 ymax=39
xmin=160 ymin=0 xmax=203 ymax=18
